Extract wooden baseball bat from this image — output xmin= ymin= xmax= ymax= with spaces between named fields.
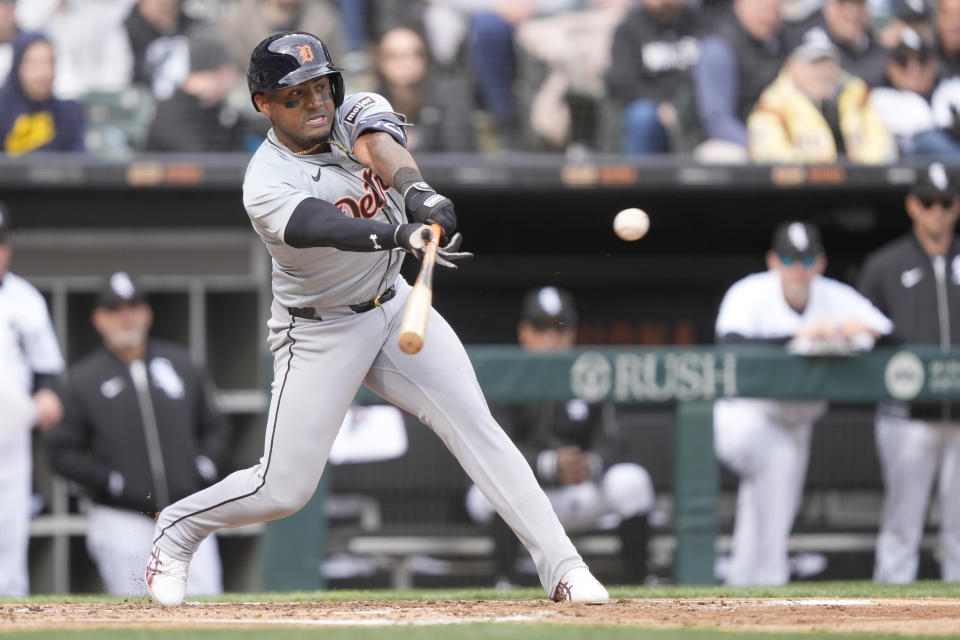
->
xmin=398 ymin=223 xmax=442 ymax=354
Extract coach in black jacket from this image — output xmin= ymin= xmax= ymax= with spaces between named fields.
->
xmin=858 ymin=161 xmax=960 ymax=584
xmin=46 ymin=272 xmax=229 ymax=596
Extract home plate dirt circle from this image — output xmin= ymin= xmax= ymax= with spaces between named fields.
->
xmin=2 ymin=598 xmax=959 ymax=634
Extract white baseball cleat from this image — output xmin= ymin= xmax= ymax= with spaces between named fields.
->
xmin=551 ymin=567 xmax=609 ymax=604
xmin=145 ymin=546 xmax=189 ymax=606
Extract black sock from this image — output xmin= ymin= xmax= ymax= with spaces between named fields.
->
xmin=491 ymin=515 xmax=519 ymax=583
xmin=618 ymin=514 xmax=650 ymax=584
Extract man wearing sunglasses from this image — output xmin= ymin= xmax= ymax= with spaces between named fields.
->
xmin=714 ymin=221 xmax=892 ymax=585
xmin=870 ymin=27 xmax=960 ymax=157
xmin=858 ymin=161 xmax=960 ymax=583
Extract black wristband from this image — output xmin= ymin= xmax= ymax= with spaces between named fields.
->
xmin=393 ymin=166 xmax=423 ymax=195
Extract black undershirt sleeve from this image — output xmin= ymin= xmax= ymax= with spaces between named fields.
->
xmin=33 ymin=373 xmax=59 ymax=393
xmin=283 ymin=197 xmax=402 ymax=251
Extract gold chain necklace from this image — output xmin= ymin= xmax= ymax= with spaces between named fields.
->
xmin=293 ymin=141 xmax=325 ymax=155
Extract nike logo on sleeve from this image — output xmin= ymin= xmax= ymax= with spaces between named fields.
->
xmin=312 ymin=167 xmax=322 ymax=182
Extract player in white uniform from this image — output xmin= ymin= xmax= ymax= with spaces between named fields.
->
xmin=714 ymin=221 xmax=892 ymax=585
xmin=145 ymin=31 xmax=608 ymax=606
xmin=0 ymin=205 xmax=65 ymax=596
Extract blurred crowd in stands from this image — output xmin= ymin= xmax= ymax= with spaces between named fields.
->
xmin=3 ymin=0 xmax=960 ymax=161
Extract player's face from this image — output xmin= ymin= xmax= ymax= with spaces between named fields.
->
xmin=256 ymin=76 xmax=336 ymax=152
xmin=518 ymin=321 xmax=577 ymax=352
xmin=92 ymin=302 xmax=153 ymax=353
xmin=907 ymin=192 xmax=960 ymax=241
xmin=768 ymin=249 xmax=825 ymax=294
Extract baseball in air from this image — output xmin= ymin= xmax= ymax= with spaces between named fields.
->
xmin=613 ymin=208 xmax=650 ymax=241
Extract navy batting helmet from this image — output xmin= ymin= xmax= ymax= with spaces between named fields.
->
xmin=247 ymin=31 xmax=344 ymax=111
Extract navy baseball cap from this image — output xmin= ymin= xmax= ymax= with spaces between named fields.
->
xmin=771 ymin=221 xmax=824 ymax=260
xmin=911 ymin=161 xmax=957 ymax=198
xmin=96 ymin=271 xmax=148 ymax=309
xmin=521 ymin=286 xmax=577 ymax=329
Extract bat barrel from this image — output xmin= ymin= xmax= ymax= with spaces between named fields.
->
xmin=396 ymin=223 xmax=442 ymax=355
xmin=398 ymin=331 xmax=424 ymax=354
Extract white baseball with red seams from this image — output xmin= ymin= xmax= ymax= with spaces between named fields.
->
xmin=613 ymin=208 xmax=650 ymax=241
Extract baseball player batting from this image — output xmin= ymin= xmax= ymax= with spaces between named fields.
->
xmin=145 ymin=31 xmax=608 ymax=606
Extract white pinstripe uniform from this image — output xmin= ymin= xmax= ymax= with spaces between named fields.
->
xmin=0 ymin=272 xmax=64 ymax=596
xmin=151 ymin=92 xmax=589 ymax=597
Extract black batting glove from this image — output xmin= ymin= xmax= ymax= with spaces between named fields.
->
xmin=393 ymin=224 xmax=473 ymax=269
xmin=402 ymin=182 xmax=457 ymax=238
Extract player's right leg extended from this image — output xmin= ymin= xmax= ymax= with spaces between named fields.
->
xmin=147 ymin=303 xmax=386 ymax=605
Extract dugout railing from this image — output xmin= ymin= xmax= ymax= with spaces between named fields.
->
xmin=260 ymin=344 xmax=960 ymax=588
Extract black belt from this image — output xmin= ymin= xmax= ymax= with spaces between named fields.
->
xmin=288 ymin=286 xmax=396 ymax=320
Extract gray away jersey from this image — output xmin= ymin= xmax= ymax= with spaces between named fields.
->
xmin=243 ymin=92 xmax=407 ymax=311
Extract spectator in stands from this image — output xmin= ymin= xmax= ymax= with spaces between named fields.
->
xmin=0 ymin=0 xmax=19 ymax=83
xmin=937 ymin=0 xmax=960 ymax=77
xmin=0 ymin=204 xmax=65 ymax=597
xmin=336 ymin=0 xmax=370 ymax=74
xmin=0 ymin=32 xmax=85 ymax=155
xmin=125 ymin=0 xmax=194 ymax=100
xmin=795 ymin=0 xmax=887 ymax=87
xmin=878 ymin=0 xmax=935 ymax=49
xmin=693 ymin=0 xmax=796 ymax=162
xmin=870 ymin=27 xmax=960 ymax=157
xmin=605 ymin=0 xmax=703 ymax=155
xmin=373 ymin=25 xmax=476 ymax=152
xmin=858 ymin=162 xmax=960 ymax=583
xmin=423 ymin=0 xmax=589 ymax=150
xmin=514 ymin=0 xmax=630 ymax=153
xmin=46 ymin=271 xmax=228 ymax=597
xmin=146 ymin=30 xmax=252 ymax=151
xmin=466 ymin=287 xmax=655 ymax=587
xmin=714 ymin=221 xmax=892 ymax=585
xmin=219 ymin=0 xmax=345 ymax=79
xmin=15 ymin=0 xmax=133 ymax=100
xmin=747 ymin=29 xmax=896 ymax=163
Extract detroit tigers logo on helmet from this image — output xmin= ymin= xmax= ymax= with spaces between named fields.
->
xmin=297 ymin=45 xmax=314 ymax=63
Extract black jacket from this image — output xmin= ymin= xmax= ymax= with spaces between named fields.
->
xmin=858 ymin=232 xmax=960 ymax=419
xmin=710 ymin=10 xmax=796 ymax=123
xmin=46 ymin=339 xmax=229 ymax=516
xmin=795 ymin=14 xmax=887 ymax=87
xmin=146 ymin=88 xmax=250 ymax=152
xmin=606 ymin=6 xmax=703 ymax=106
xmin=493 ymin=400 xmax=622 ymax=488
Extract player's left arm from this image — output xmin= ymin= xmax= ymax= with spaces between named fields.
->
xmin=22 ymin=293 xmax=65 ymax=430
xmin=353 ymin=130 xmax=457 ymax=239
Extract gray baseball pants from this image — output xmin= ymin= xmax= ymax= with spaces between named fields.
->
xmin=153 ymin=276 xmax=585 ymax=595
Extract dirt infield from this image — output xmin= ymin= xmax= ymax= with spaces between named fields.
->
xmin=3 ymin=598 xmax=960 ymax=634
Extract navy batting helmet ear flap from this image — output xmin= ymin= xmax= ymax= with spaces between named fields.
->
xmin=248 ymin=31 xmax=344 ymax=111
